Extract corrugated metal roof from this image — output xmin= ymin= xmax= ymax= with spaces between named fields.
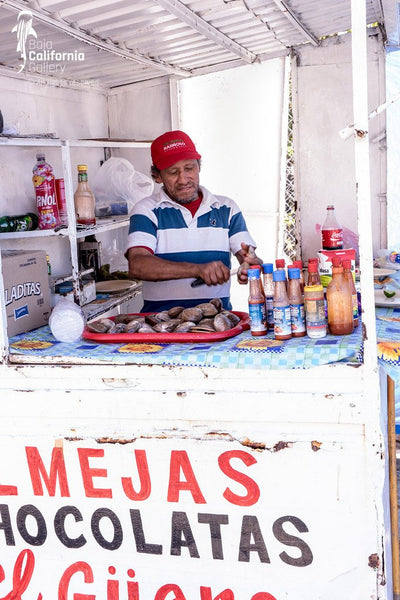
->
xmin=0 ymin=0 xmax=396 ymax=89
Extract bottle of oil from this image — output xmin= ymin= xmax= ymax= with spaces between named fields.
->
xmin=74 ymin=165 xmax=96 ymax=226
xmin=326 ymin=257 xmax=353 ymax=335
xmin=342 ymin=258 xmax=359 ymax=328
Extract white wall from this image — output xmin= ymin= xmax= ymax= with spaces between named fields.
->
xmin=108 ymin=78 xmax=172 ymax=176
xmin=107 ymin=77 xmax=172 ymax=311
xmin=296 ymin=33 xmax=386 ymax=261
xmin=0 ymin=74 xmax=108 ymax=277
xmin=386 ymin=48 xmax=400 ymax=250
xmin=178 ymin=60 xmax=285 ymax=311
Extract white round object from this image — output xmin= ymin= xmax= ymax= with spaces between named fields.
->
xmin=49 ymin=298 xmax=85 ymax=343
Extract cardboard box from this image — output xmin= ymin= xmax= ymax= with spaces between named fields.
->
xmin=318 ymin=248 xmax=356 ymax=287
xmin=1 ymin=249 xmax=51 ymax=336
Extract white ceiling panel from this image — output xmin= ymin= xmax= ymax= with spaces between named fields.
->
xmin=0 ymin=0 xmax=397 ymax=89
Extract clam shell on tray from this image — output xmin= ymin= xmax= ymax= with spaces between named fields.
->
xmin=86 ymin=299 xmax=243 ymax=337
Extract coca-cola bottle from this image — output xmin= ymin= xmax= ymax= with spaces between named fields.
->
xmin=321 ymin=205 xmax=343 ymax=250
xmin=32 ymin=154 xmax=60 ymax=230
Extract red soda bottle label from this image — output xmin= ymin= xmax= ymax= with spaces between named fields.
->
xmin=33 ymin=163 xmax=60 ymax=230
xmin=322 ymin=228 xmax=343 ymax=250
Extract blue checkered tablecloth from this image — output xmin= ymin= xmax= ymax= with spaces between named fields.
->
xmin=9 ymin=322 xmax=363 ymax=370
xmin=375 ymin=306 xmax=400 ymax=431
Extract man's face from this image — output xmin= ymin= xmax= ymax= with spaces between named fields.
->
xmin=157 ymin=159 xmax=200 ymax=204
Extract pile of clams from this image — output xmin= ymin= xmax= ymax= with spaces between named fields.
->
xmin=87 ymin=298 xmax=242 ymax=335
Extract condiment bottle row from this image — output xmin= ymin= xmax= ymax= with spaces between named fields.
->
xmin=247 ymin=256 xmax=359 ymax=340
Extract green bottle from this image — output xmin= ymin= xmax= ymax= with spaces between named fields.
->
xmin=0 ymin=213 xmax=39 ymax=233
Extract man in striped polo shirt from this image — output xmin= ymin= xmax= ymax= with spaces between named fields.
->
xmin=126 ymin=130 xmax=262 ymax=312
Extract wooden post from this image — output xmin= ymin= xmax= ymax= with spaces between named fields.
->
xmin=387 ymin=375 xmax=400 ymax=600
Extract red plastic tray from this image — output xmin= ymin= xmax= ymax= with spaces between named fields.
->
xmin=83 ymin=311 xmax=250 ymax=344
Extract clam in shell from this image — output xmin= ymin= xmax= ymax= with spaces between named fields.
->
xmin=195 ymin=302 xmax=218 ymax=317
xmin=209 ymin=298 xmax=222 ymax=312
xmin=221 ymin=310 xmax=241 ymax=326
xmin=108 ymin=322 xmax=127 ymax=334
xmin=125 ymin=319 xmax=142 ymax=333
xmin=137 ymin=323 xmax=156 ymax=333
xmin=174 ymin=321 xmax=197 ymax=332
xmin=153 ymin=319 xmax=181 ymax=332
xmin=213 ymin=313 xmax=232 ymax=332
xmin=154 ymin=310 xmax=171 ymax=322
xmin=168 ymin=305 xmax=184 ymax=318
xmin=86 ymin=321 xmax=110 ymax=334
xmin=179 ymin=307 xmax=203 ymax=323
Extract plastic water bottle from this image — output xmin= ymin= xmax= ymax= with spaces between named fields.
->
xmin=49 ymin=297 xmax=85 ymax=343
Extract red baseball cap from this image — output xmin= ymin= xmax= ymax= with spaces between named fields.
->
xmin=151 ymin=130 xmax=201 ymax=170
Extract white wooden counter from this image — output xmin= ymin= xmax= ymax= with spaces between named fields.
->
xmin=0 ymin=352 xmax=391 ymax=600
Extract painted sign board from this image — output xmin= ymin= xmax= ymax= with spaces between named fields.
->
xmin=0 ymin=435 xmax=384 ymax=600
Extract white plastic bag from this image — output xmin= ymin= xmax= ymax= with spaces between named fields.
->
xmin=92 ymin=157 xmax=153 ymax=217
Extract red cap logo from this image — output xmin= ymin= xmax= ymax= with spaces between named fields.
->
xmin=151 ymin=130 xmax=201 ymax=170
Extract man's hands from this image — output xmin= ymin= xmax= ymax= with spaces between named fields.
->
xmin=236 ymin=242 xmax=263 ymax=285
xmin=128 ymin=247 xmax=231 ymax=286
xmin=195 ymin=261 xmax=231 ymax=286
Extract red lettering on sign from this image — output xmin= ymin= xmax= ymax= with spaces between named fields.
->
xmin=200 ymin=587 xmax=234 ymax=599
xmin=58 ymin=561 xmax=95 ymax=600
xmin=26 ymin=446 xmax=70 ymax=497
xmin=121 ymin=450 xmax=151 ymax=501
xmin=78 ymin=448 xmax=112 ymax=499
xmin=0 ymin=485 xmax=17 ymax=496
xmin=154 ymin=584 xmax=186 ymax=600
xmin=0 ymin=549 xmax=41 ymax=600
xmin=167 ymin=451 xmax=206 ymax=504
xmin=218 ymin=451 xmax=260 ymax=506
xmin=250 ymin=594 xmax=277 ymax=600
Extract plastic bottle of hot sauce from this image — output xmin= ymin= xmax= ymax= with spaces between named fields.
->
xmin=342 ymin=258 xmax=359 ymax=328
xmin=273 ymin=270 xmax=292 ymax=340
xmin=288 ymin=267 xmax=306 ymax=337
xmin=247 ymin=268 xmax=267 ymax=336
xmin=261 ymin=263 xmax=274 ymax=331
xmin=326 ymin=257 xmax=354 ymax=335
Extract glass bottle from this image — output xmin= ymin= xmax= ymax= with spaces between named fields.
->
xmin=321 ymin=205 xmax=343 ymax=250
xmin=74 ymin=164 xmax=96 ymax=226
xmin=288 ymin=267 xmax=306 ymax=337
xmin=272 ymin=269 xmax=292 ymax=340
xmin=342 ymin=258 xmax=359 ymax=328
xmin=307 ymin=259 xmax=321 ymax=286
xmin=326 ymin=257 xmax=353 ymax=335
xmin=247 ymin=268 xmax=267 ymax=336
xmin=262 ymin=263 xmax=274 ymax=331
xmin=0 ymin=213 xmax=38 ymax=233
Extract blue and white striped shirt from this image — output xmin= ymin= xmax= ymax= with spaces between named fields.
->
xmin=126 ymin=185 xmax=256 ymax=312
